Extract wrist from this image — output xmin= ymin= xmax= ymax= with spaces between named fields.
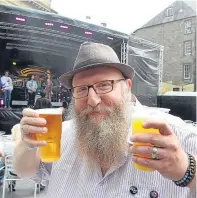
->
xmin=173 ymin=153 xmax=196 ymax=187
xmin=174 ymin=152 xmax=189 ymax=181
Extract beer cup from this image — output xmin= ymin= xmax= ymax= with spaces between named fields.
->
xmin=35 ymin=108 xmax=62 ymax=162
xmin=131 ymin=112 xmax=160 ymax=171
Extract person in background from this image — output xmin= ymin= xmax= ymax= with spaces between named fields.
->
xmin=0 ymin=75 xmax=3 ymax=89
xmin=26 ymin=75 xmax=37 ymax=108
xmin=34 ymin=97 xmax=52 ymax=110
xmin=40 ymin=91 xmax=47 ymax=99
xmin=45 ymin=73 xmax=53 ymax=101
xmin=1 ymin=71 xmax=13 ymax=109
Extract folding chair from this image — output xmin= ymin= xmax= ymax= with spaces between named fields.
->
xmin=2 ymin=155 xmax=23 ymax=198
xmin=0 ymin=166 xmax=4 ymax=171
xmin=1 ymin=138 xmax=42 ymax=198
xmin=33 ymin=178 xmax=49 ymax=198
xmin=0 ymin=165 xmax=5 ymax=182
xmin=2 ymin=154 xmax=42 ymax=198
xmin=34 ymin=183 xmax=41 ymax=198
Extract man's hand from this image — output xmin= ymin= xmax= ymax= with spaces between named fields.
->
xmin=130 ymin=120 xmax=188 ymax=182
xmin=20 ymin=108 xmax=48 ymax=148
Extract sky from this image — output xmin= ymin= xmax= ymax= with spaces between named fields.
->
xmin=51 ymin=0 xmax=175 ymax=34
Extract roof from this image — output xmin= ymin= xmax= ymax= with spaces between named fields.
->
xmin=28 ymin=0 xmax=57 ymax=13
xmin=0 ymin=0 xmax=57 ymax=13
xmin=139 ymin=1 xmax=196 ymax=29
xmin=0 ymin=4 xmax=128 ymax=39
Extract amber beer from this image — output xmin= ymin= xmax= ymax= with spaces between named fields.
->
xmin=131 ymin=112 xmax=160 ymax=172
xmin=35 ymin=108 xmax=62 ymax=162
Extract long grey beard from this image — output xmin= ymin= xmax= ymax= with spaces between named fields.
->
xmin=72 ymin=101 xmax=133 ymax=168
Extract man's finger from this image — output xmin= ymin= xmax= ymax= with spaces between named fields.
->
xmin=142 ymin=120 xmax=173 ymax=136
xmin=131 ymin=133 xmax=174 ymax=148
xmin=23 ymin=136 xmax=47 ymax=147
xmin=22 ymin=125 xmax=47 ymax=134
xmin=131 ymin=155 xmax=164 ymax=171
xmin=130 ymin=146 xmax=167 ymax=159
xmin=21 ymin=117 xmax=47 ymax=126
xmin=22 ymin=108 xmax=39 ymax=118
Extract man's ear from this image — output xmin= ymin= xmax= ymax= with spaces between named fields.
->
xmin=125 ymin=79 xmax=132 ymax=90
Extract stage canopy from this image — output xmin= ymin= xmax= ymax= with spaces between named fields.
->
xmin=0 ymin=4 xmax=128 ymax=77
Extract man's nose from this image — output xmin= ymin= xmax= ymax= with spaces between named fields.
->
xmin=87 ymin=88 xmax=101 ymax=107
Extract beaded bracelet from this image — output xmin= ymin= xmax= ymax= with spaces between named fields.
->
xmin=173 ymin=153 xmax=196 ymax=187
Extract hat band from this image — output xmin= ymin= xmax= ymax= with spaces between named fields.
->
xmin=74 ymin=58 xmax=119 ymax=70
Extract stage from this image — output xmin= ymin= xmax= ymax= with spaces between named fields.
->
xmin=0 ymin=107 xmax=22 ymax=134
xmin=0 ymin=100 xmax=64 ymax=134
xmin=12 ymin=100 xmax=63 ymax=107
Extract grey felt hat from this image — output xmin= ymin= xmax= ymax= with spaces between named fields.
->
xmin=59 ymin=42 xmax=135 ymax=88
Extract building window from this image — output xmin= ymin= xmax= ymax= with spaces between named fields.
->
xmin=173 ymin=88 xmax=180 ymax=91
xmin=184 ymin=41 xmax=192 ymax=55
xmin=184 ymin=20 xmax=192 ymax=34
xmin=183 ymin=64 xmax=191 ymax=80
xmin=166 ymin=7 xmax=174 ymax=17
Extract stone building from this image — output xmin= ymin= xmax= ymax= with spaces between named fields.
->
xmin=0 ymin=0 xmax=57 ymax=13
xmin=133 ymin=1 xmax=196 ymax=92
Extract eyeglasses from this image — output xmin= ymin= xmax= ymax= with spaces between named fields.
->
xmin=72 ymin=79 xmax=125 ymax=99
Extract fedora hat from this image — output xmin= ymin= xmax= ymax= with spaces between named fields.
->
xmin=59 ymin=42 xmax=135 ymax=88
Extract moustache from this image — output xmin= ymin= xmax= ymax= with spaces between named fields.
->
xmin=79 ymin=105 xmax=113 ymax=117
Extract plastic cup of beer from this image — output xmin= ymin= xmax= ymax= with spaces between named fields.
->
xmin=131 ymin=111 xmax=160 ymax=172
xmin=35 ymin=108 xmax=62 ymax=162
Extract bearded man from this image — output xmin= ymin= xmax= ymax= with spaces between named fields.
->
xmin=13 ymin=42 xmax=196 ymax=198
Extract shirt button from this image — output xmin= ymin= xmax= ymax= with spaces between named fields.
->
xmin=150 ymin=190 xmax=158 ymax=198
xmin=129 ymin=186 xmax=138 ymax=195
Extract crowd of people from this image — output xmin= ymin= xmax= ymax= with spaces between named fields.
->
xmin=0 ymin=72 xmax=53 ymax=109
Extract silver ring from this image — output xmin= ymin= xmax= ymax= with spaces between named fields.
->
xmin=151 ymin=147 xmax=158 ymax=160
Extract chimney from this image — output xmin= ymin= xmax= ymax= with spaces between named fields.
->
xmin=86 ymin=16 xmax=91 ymax=20
xmin=101 ymin=22 xmax=107 ymax=27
